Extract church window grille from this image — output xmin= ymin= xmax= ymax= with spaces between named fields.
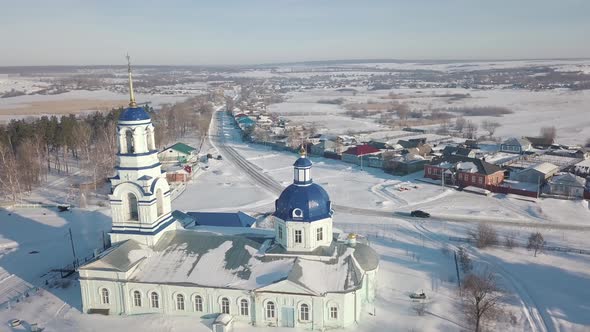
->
xmin=176 ymin=294 xmax=185 ymax=310
xmin=316 ymin=227 xmax=323 ymax=241
xmin=221 ymin=297 xmax=230 ymax=314
xmin=194 ymin=295 xmax=203 ymax=312
xmin=300 ymin=303 xmax=310 ymax=321
xmin=240 ymin=299 xmax=249 ymax=316
xmin=329 ymin=306 xmax=338 ymax=319
xmin=278 ymin=226 xmax=283 ymax=240
xmin=266 ymin=301 xmax=276 ymax=319
xmin=133 ymin=291 xmax=141 ymax=307
xmin=151 ymin=292 xmax=159 ymax=308
xmin=101 ymin=288 xmax=109 ymax=304
xmin=295 ymin=230 xmax=302 ymax=244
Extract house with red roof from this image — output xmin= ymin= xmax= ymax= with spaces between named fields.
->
xmin=341 ymin=144 xmax=382 ymax=166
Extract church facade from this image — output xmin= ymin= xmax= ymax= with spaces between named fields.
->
xmin=78 ymin=61 xmax=379 ymax=330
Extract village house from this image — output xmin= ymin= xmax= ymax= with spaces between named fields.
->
xmin=574 ymin=159 xmax=590 ymax=177
xmin=510 ymin=162 xmax=559 ymax=184
xmin=158 ymin=142 xmax=198 ymax=164
xmin=341 ymin=144 xmax=381 ymax=166
xmin=425 ymin=156 xmax=504 ymax=188
xmin=500 ymin=137 xmax=533 ymax=154
xmin=547 ymin=173 xmax=587 ymax=199
xmin=383 ymin=152 xmax=428 ymax=176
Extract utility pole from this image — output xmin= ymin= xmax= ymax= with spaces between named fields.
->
xmin=68 ymin=228 xmax=77 ymax=268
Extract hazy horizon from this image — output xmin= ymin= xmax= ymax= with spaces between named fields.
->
xmin=1 ymin=0 xmax=590 ymax=66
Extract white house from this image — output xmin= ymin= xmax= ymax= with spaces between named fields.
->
xmin=78 ymin=66 xmax=379 ymax=330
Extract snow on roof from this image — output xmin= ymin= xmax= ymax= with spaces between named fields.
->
xmin=550 ymin=173 xmax=586 ymax=187
xmin=575 ymin=159 xmax=590 ymax=167
xmin=83 ymin=229 xmax=375 ymax=294
xmin=214 ymin=313 xmax=233 ymax=325
xmin=529 ymin=162 xmax=559 ymax=174
xmin=456 ymin=161 xmax=478 ymax=173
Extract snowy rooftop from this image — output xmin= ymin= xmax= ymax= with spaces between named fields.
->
xmin=81 ymin=230 xmax=377 ymax=294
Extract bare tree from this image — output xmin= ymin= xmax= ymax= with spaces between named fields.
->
xmin=465 ymin=121 xmax=479 ymax=139
xmin=455 ymin=117 xmax=467 ymax=133
xmin=470 ymin=224 xmax=498 ymax=248
xmin=458 ymin=247 xmax=473 ymax=273
xmin=461 ymin=270 xmax=504 ymax=332
xmin=504 ymin=234 xmax=516 ymax=249
xmin=527 ymin=232 xmax=545 ymax=257
xmin=482 ymin=120 xmax=501 ymax=138
xmin=540 ymin=126 xmax=557 ymax=141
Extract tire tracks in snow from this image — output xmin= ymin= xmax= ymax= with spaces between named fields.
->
xmin=411 ymin=221 xmax=551 ymax=332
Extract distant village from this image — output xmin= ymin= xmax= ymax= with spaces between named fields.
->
xmin=197 ymin=88 xmax=590 ymax=202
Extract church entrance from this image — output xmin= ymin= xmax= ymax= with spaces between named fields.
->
xmin=281 ymin=307 xmax=295 ymax=327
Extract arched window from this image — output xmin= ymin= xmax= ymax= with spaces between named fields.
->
xmin=300 ymin=303 xmax=309 ymax=321
xmin=176 ymin=294 xmax=185 ymax=310
xmin=133 ymin=291 xmax=141 ymax=307
xmin=156 ymin=188 xmax=164 ymax=216
xmin=127 ymin=193 xmax=139 ymax=221
xmin=150 ymin=292 xmax=159 ymax=308
xmin=101 ymin=288 xmax=109 ymax=304
xmin=329 ymin=306 xmax=338 ymax=319
xmin=265 ymin=301 xmax=276 ymax=319
xmin=125 ymin=130 xmax=135 ymax=154
xmin=194 ymin=295 xmax=203 ymax=312
xmin=221 ymin=297 xmax=230 ymax=314
xmin=240 ymin=299 xmax=249 ymax=316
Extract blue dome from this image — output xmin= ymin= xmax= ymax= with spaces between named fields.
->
xmin=119 ymin=106 xmax=150 ymax=121
xmin=293 ymin=157 xmax=312 ymax=168
xmin=274 ymin=183 xmax=332 ymax=222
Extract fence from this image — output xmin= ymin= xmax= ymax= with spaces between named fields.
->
xmin=486 ymin=185 xmax=538 ymax=198
xmin=448 ymin=236 xmax=590 ymax=255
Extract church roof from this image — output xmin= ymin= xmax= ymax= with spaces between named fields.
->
xmin=81 ymin=230 xmax=373 ymax=294
xmin=119 ymin=106 xmax=150 ymax=121
xmin=187 ymin=211 xmax=256 ymax=227
xmin=293 ymin=156 xmax=312 ymax=168
xmin=274 ymin=183 xmax=332 ymax=222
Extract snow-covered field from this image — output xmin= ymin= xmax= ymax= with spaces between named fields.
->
xmin=268 ymin=86 xmax=590 ymax=145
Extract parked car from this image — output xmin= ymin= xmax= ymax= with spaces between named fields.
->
xmin=410 ymin=210 xmax=430 ymax=218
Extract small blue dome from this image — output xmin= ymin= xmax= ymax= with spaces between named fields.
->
xmin=119 ymin=106 xmax=150 ymax=121
xmin=293 ymin=157 xmax=312 ymax=168
xmin=274 ymin=183 xmax=332 ymax=222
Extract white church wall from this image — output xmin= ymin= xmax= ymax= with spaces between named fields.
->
xmin=282 ymin=218 xmax=333 ymax=252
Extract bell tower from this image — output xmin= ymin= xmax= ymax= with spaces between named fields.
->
xmin=108 ymin=55 xmax=176 ymax=247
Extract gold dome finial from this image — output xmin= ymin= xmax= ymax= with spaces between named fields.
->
xmin=299 ymin=144 xmax=307 ymax=157
xmin=126 ymin=54 xmax=137 ymax=108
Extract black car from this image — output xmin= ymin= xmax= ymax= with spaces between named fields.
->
xmin=410 ymin=210 xmax=430 ymax=218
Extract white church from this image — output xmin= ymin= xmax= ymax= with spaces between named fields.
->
xmin=79 ymin=62 xmax=379 ymax=330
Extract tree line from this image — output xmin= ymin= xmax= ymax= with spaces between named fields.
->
xmin=0 ymin=95 xmax=213 ymax=202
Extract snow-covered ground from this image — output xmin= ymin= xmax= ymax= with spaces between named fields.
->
xmin=0 ymin=105 xmax=589 ymax=330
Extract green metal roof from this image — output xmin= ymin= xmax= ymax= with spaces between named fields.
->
xmin=167 ymin=142 xmax=197 ymax=155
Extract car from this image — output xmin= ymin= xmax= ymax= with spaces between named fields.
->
xmin=9 ymin=319 xmax=21 ymax=327
xmin=410 ymin=210 xmax=430 ymax=218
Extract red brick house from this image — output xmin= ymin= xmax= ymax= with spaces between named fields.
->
xmin=424 ymin=156 xmax=504 ymax=189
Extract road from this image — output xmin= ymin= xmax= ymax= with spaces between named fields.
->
xmin=209 ymin=108 xmax=556 ymax=332
xmin=211 ymin=109 xmax=590 ymax=232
